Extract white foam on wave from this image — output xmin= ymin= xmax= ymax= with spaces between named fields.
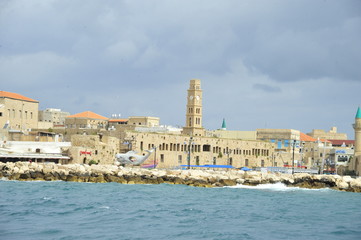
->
xmin=226 ymin=182 xmax=332 ymax=192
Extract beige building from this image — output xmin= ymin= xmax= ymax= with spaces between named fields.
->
xmin=69 ymin=134 xmax=120 ymax=165
xmin=0 ymin=91 xmax=39 ymax=130
xmin=207 ymin=130 xmax=257 ymax=140
xmin=39 ymin=108 xmax=70 ymax=127
xmin=128 ymin=116 xmax=160 ymax=127
xmin=307 ymin=127 xmax=348 ymax=140
xmin=120 ymin=130 xmax=274 ymax=169
xmin=65 ymin=111 xmax=108 ymax=130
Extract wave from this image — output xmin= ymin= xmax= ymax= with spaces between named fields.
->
xmin=226 ymin=182 xmax=333 ymax=192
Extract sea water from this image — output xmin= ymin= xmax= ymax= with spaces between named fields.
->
xmin=1 ymin=180 xmax=360 ymax=240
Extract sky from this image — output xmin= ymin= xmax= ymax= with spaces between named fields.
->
xmin=1 ymin=0 xmax=360 ymax=138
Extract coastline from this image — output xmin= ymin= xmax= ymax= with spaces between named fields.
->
xmin=1 ymin=162 xmax=360 ymax=192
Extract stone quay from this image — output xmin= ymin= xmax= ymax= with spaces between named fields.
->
xmin=1 ymin=162 xmax=361 ymax=192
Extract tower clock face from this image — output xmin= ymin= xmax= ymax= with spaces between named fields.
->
xmin=189 ymin=95 xmax=194 ymax=100
xmin=196 ymin=95 xmax=200 ymax=101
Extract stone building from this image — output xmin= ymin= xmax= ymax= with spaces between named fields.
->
xmin=69 ymin=135 xmax=120 ymax=165
xmin=0 ymin=91 xmax=39 ymax=130
xmin=307 ymin=127 xmax=348 ymax=140
xmin=65 ymin=111 xmax=108 ymax=130
xmin=39 ymin=108 xmax=70 ymax=128
xmin=120 ymin=130 xmax=274 ymax=169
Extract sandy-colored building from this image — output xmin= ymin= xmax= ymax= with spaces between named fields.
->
xmin=39 ymin=108 xmax=70 ymax=128
xmin=69 ymin=135 xmax=120 ymax=165
xmin=0 ymin=91 xmax=39 ymax=130
xmin=307 ymin=127 xmax=348 ymax=140
xmin=65 ymin=111 xmax=108 ymax=130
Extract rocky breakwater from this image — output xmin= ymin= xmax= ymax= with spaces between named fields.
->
xmin=1 ymin=162 xmax=361 ymax=192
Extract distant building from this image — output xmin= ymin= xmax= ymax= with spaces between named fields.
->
xmin=127 ymin=116 xmax=160 ymax=127
xmin=0 ymin=91 xmax=39 ymax=130
xmin=307 ymin=127 xmax=348 ymax=140
xmin=39 ymin=108 xmax=70 ymax=128
xmin=65 ymin=111 xmax=108 ymax=129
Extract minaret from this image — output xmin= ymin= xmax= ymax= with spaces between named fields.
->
xmin=183 ymin=79 xmax=204 ymax=136
xmin=354 ymin=106 xmax=361 ymax=156
xmin=221 ymin=118 xmax=227 ymax=130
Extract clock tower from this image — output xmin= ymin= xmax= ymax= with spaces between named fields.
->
xmin=183 ymin=79 xmax=204 ymax=136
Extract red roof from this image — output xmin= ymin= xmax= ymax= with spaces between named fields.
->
xmin=67 ymin=111 xmax=108 ymax=120
xmin=300 ymin=132 xmax=317 ymax=142
xmin=0 ymin=91 xmax=38 ymax=103
xmin=328 ymin=139 xmax=354 ymax=146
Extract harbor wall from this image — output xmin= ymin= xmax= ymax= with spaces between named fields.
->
xmin=1 ymin=162 xmax=361 ymax=192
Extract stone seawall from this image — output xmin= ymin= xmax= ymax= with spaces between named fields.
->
xmin=1 ymin=162 xmax=361 ymax=192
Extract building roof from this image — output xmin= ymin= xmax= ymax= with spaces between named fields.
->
xmin=109 ymin=119 xmax=128 ymax=123
xmin=0 ymin=91 xmax=38 ymax=103
xmin=300 ymin=132 xmax=317 ymax=142
xmin=356 ymin=106 xmax=361 ymax=119
xmin=67 ymin=111 xmax=108 ymax=120
xmin=327 ymin=139 xmax=355 ymax=146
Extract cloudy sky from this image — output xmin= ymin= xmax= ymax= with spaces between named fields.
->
xmin=1 ymin=0 xmax=360 ymax=138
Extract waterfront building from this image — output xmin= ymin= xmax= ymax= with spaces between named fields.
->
xmin=69 ymin=134 xmax=119 ymax=165
xmin=0 ymin=91 xmax=39 ymax=130
xmin=0 ymin=140 xmax=70 ymax=164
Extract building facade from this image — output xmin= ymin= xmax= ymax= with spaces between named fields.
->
xmin=0 ymin=91 xmax=39 ymax=130
xmin=39 ymin=108 xmax=70 ymax=127
xmin=65 ymin=111 xmax=108 ymax=130
xmin=307 ymin=127 xmax=348 ymax=140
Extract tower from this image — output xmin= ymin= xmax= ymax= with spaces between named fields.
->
xmin=183 ymin=79 xmax=204 ymax=136
xmin=221 ymin=118 xmax=227 ymax=130
xmin=354 ymin=106 xmax=361 ymax=156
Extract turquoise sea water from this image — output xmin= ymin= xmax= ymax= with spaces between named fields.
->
xmin=1 ymin=180 xmax=360 ymax=240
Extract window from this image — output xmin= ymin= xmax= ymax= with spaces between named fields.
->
xmin=202 ymin=144 xmax=211 ymax=152
xmin=213 ymin=157 xmax=217 ymax=165
xmin=261 ymin=160 xmax=265 ymax=167
xmin=0 ymin=112 xmax=2 ymax=117
xmin=245 ymin=159 xmax=249 ymax=166
xmin=178 ymin=155 xmax=182 ymax=164
xmin=196 ymin=156 xmax=200 ymax=165
xmin=160 ymin=154 xmax=164 ymax=163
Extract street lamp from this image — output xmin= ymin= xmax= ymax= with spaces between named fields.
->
xmin=227 ymin=149 xmax=232 ymax=166
xmin=187 ymin=136 xmax=194 ymax=169
xmin=153 ymin=146 xmax=157 ymax=169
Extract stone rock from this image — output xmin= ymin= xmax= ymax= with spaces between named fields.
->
xmin=336 ymin=180 xmax=349 ymax=190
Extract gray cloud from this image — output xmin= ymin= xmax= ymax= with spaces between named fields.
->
xmin=253 ymin=84 xmax=281 ymax=93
